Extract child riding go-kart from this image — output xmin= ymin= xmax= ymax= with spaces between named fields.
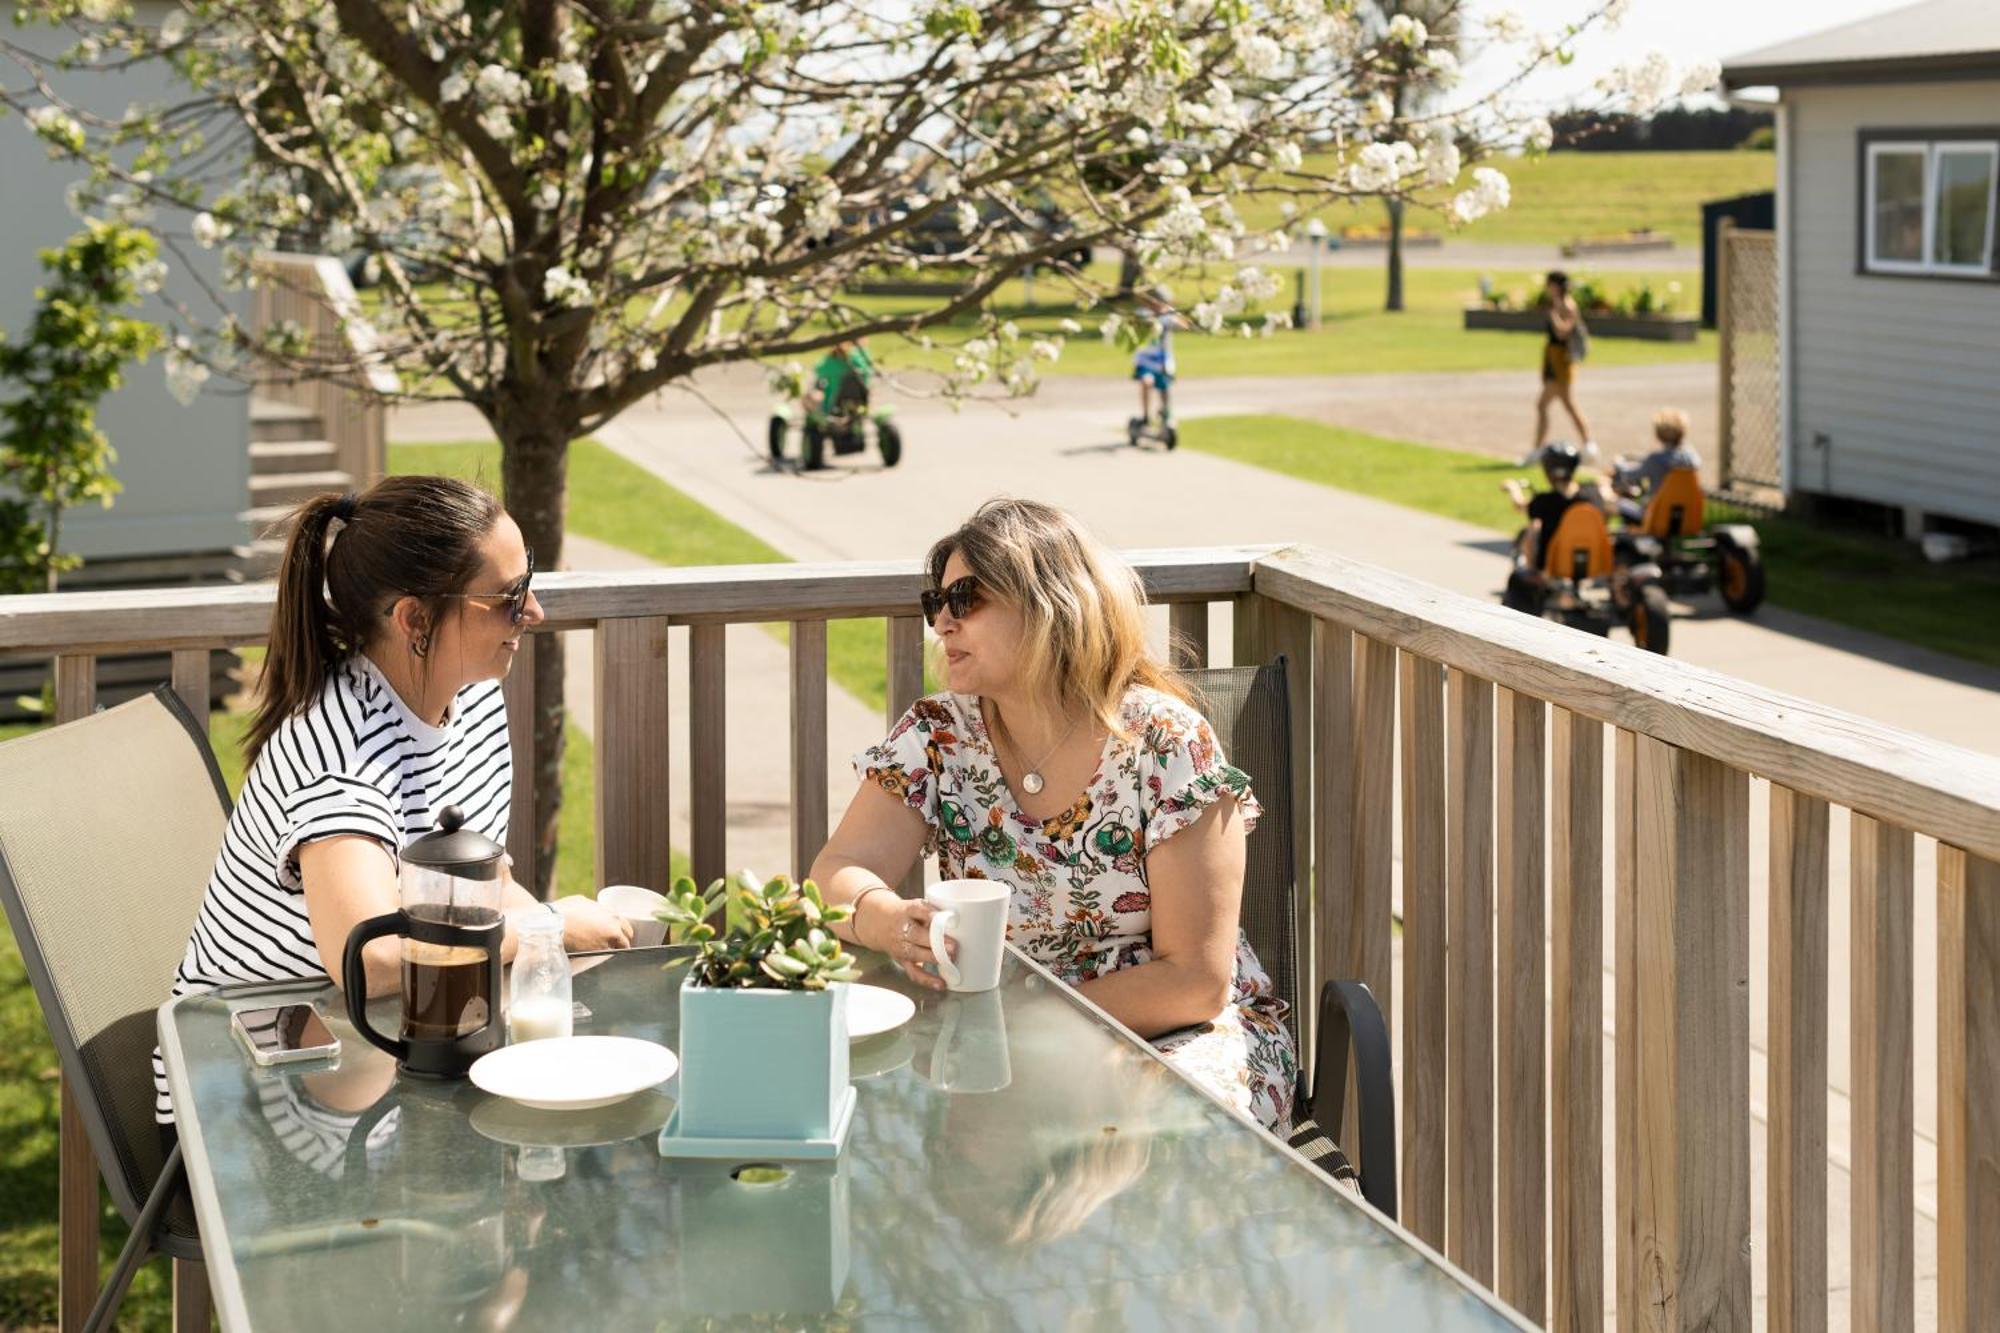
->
xmin=768 ymin=339 xmax=903 ymax=472
xmin=1502 ymin=442 xmax=1672 ymax=654
xmin=1607 ymin=409 xmax=1764 ymax=614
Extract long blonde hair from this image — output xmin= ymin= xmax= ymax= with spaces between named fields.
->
xmin=926 ymin=498 xmax=1191 ymax=737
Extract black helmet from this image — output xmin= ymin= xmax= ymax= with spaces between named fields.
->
xmin=1539 ymin=441 xmax=1581 ymax=480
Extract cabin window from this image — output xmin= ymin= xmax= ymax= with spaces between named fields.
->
xmin=1864 ymin=137 xmax=1997 ymax=277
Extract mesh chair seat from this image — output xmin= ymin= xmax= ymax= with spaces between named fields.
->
xmin=0 ymin=687 xmax=228 ymax=1322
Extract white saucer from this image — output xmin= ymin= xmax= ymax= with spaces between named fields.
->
xmin=845 ymin=984 xmax=916 ymax=1040
xmin=469 ymin=1035 xmax=678 ymax=1112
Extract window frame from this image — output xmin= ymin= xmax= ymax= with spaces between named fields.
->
xmin=1856 ymin=127 xmax=2000 ymax=282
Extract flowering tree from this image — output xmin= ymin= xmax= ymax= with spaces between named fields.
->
xmin=1 ymin=0 xmax=1708 ymax=890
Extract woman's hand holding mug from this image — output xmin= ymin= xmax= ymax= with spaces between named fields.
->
xmin=860 ymin=893 xmax=951 ymax=991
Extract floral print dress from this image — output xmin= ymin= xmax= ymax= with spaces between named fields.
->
xmin=856 ymin=686 xmax=1297 ymax=1130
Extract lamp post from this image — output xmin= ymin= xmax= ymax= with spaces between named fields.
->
xmin=1303 ymin=218 xmax=1328 ymax=330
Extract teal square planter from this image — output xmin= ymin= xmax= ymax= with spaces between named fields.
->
xmin=672 ymin=975 xmax=852 ymax=1144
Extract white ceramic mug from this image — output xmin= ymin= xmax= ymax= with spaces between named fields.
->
xmin=926 ymin=878 xmax=1009 ymax=992
xmin=925 ymin=990 xmax=1011 ymax=1094
xmin=598 ymin=884 xmax=668 ymax=948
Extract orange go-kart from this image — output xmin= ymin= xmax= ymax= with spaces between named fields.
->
xmin=1614 ymin=468 xmax=1765 ymax=614
xmin=1506 ymin=501 xmax=1674 ymax=654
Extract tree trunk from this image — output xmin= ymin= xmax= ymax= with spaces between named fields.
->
xmin=1384 ymin=197 xmax=1406 ymax=313
xmin=496 ymin=416 xmax=571 ymax=900
xmin=1117 ymin=248 xmax=1143 ymax=299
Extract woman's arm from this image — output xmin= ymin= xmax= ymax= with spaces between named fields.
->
xmin=300 ymin=836 xmax=404 ymax=996
xmin=809 ymin=782 xmax=949 ymax=990
xmin=1077 ymin=797 xmax=1245 ymax=1037
xmin=1549 ymin=299 xmax=1576 ymax=336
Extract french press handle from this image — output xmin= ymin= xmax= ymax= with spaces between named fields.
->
xmin=342 ymin=910 xmax=411 ymax=1063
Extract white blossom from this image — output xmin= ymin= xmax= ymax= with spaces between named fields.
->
xmin=76 ymin=0 xmax=117 ymax=20
xmin=164 ymin=350 xmax=209 ymax=406
xmin=1450 ymin=166 xmax=1512 ymax=222
xmin=191 ymin=212 xmax=223 ymax=248
xmin=131 ymin=258 xmax=167 ymax=294
xmin=477 ymin=107 xmax=514 ymax=140
xmin=439 ymin=70 xmax=471 ymax=104
xmin=159 ymin=10 xmax=187 ymax=46
xmin=1236 ymin=34 xmax=1282 ymax=78
xmin=1486 ymin=9 xmax=1525 ymax=42
xmin=1680 ymin=60 xmax=1722 ymax=97
xmin=1420 ymin=130 xmax=1461 ymax=186
xmin=1272 ymin=141 xmax=1304 ymax=172
xmin=1605 ymin=0 xmax=1633 ymax=28
xmin=1190 ymin=301 xmax=1224 ymax=332
xmin=542 ymin=265 xmax=593 ymax=308
xmin=1387 ymin=15 xmax=1427 ymax=47
xmin=1350 ymin=141 xmax=1416 ymax=193
xmin=535 ymin=182 xmax=560 ymax=211
xmin=1526 ymin=118 xmax=1554 ymax=153
xmin=1125 ymin=127 xmax=1150 ymax=148
xmin=553 ymin=60 xmax=590 ymax=96
xmin=475 ymin=64 xmax=530 ymax=106
xmin=26 ymin=106 xmax=84 ymax=153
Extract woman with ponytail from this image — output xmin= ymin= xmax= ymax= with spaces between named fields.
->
xmin=153 ymin=476 xmax=629 ymax=1125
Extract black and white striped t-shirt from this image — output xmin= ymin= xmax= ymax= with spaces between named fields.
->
xmin=153 ymin=653 xmax=511 ymax=1122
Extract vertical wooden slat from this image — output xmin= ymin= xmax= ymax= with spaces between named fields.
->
xmin=501 ymin=639 xmax=537 ymax=894
xmin=1851 ymin=813 xmax=1915 ymax=1333
xmin=1349 ymin=635 xmax=1394 ymax=1021
xmin=1169 ymin=600 xmax=1209 ymax=670
xmin=1399 ymin=651 xmax=1448 ymax=1250
xmin=55 ymin=654 xmax=99 ymax=1331
xmin=1447 ymin=669 xmax=1495 ymax=1283
xmin=689 ymin=623 xmax=727 ymax=888
xmin=173 ymin=1257 xmax=212 ymax=1332
xmin=169 ymin=648 xmax=209 ymax=723
xmin=1496 ymin=689 xmax=1547 ymax=1323
xmin=1938 ymin=847 xmax=2000 ymax=1333
xmin=1614 ymin=729 xmax=1639 ymax=1333
xmin=1311 ymin=617 xmax=1354 ymax=1102
xmin=886 ymin=616 xmax=926 ymax=897
xmin=790 ymin=619 xmax=829 ymax=881
xmin=1629 ymin=737 xmax=1751 ymax=1332
xmin=1769 ymin=786 xmax=1829 ymax=1333
xmin=1550 ymin=708 xmax=1603 ymax=1333
xmin=593 ymin=617 xmax=672 ymax=890
xmin=886 ymin=615 xmax=925 ymax=722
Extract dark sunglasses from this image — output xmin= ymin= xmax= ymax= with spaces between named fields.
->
xmin=919 ymin=575 xmax=981 ymax=627
xmin=440 ymin=549 xmax=536 ymax=625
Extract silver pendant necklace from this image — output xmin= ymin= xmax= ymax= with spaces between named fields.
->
xmin=993 ymin=704 xmax=1078 ymax=796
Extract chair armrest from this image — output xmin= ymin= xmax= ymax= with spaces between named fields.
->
xmin=1311 ymin=979 xmax=1398 ymax=1220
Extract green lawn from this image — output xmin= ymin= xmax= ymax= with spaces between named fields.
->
xmin=1231 ymin=150 xmax=1776 ymax=250
xmin=390 ymin=437 xmax=896 ymax=717
xmin=1184 ymin=414 xmax=2000 ymax=669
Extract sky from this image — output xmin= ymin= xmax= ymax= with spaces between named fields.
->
xmin=1457 ymin=0 xmax=1923 ymax=108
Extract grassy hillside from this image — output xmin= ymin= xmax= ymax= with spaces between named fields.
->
xmin=1233 ymin=150 xmax=1776 ymax=250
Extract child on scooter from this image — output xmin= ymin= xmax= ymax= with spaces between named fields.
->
xmin=1130 ymin=288 xmax=1181 ymax=435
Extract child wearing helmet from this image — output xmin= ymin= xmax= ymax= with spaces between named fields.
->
xmin=1501 ymin=441 xmax=1596 ymax=611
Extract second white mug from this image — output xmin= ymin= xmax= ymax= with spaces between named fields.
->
xmin=926 ymin=878 xmax=1009 ymax=992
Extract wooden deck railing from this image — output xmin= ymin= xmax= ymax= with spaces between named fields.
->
xmin=249 ymin=253 xmax=396 ymax=486
xmin=2 ymin=545 xmax=1995 ymax=1331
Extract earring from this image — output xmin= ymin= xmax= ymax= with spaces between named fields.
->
xmin=412 ymin=632 xmax=430 ymax=659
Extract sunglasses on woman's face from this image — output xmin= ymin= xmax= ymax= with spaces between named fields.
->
xmin=441 ymin=549 xmax=536 ymax=626
xmin=920 ymin=575 xmax=981 ymax=628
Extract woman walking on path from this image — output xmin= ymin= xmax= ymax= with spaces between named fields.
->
xmin=1526 ymin=270 xmax=1595 ymax=465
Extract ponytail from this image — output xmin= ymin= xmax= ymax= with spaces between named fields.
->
xmin=246 ymin=476 xmax=502 ymax=764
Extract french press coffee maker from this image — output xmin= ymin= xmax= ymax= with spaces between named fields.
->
xmin=343 ymin=805 xmax=507 ymax=1078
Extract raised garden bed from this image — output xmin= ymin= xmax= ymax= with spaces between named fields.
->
xmin=1462 ymin=307 xmax=1698 ymax=342
xmin=1560 ymin=232 xmax=1675 ymax=257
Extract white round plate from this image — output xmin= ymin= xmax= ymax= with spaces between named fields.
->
xmin=469 ymin=1035 xmax=678 ymax=1112
xmin=470 ymin=1088 xmax=676 ymax=1148
xmin=846 ymin=984 xmax=917 ymax=1041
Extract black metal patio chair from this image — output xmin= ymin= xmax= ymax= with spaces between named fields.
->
xmin=1188 ymin=658 xmax=1398 ymax=1219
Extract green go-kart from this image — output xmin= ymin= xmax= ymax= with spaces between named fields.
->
xmin=767 ymin=349 xmax=903 ymax=472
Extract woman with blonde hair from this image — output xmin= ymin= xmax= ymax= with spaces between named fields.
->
xmin=813 ymin=498 xmax=1296 ymax=1129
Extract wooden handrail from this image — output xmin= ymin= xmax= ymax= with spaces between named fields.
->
xmin=1251 ymin=546 xmax=2000 ymax=862
xmin=250 ymin=252 xmax=396 ymax=486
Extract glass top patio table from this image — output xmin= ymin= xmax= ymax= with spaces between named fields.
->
xmin=159 ymin=946 xmax=1527 ymax=1330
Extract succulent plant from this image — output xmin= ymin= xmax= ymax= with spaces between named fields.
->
xmin=658 ymin=871 xmax=863 ymax=991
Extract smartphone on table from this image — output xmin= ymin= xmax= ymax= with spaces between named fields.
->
xmin=231 ymin=1003 xmax=341 ymax=1066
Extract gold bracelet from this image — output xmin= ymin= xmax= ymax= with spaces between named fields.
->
xmin=847 ymin=884 xmax=894 ymax=945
